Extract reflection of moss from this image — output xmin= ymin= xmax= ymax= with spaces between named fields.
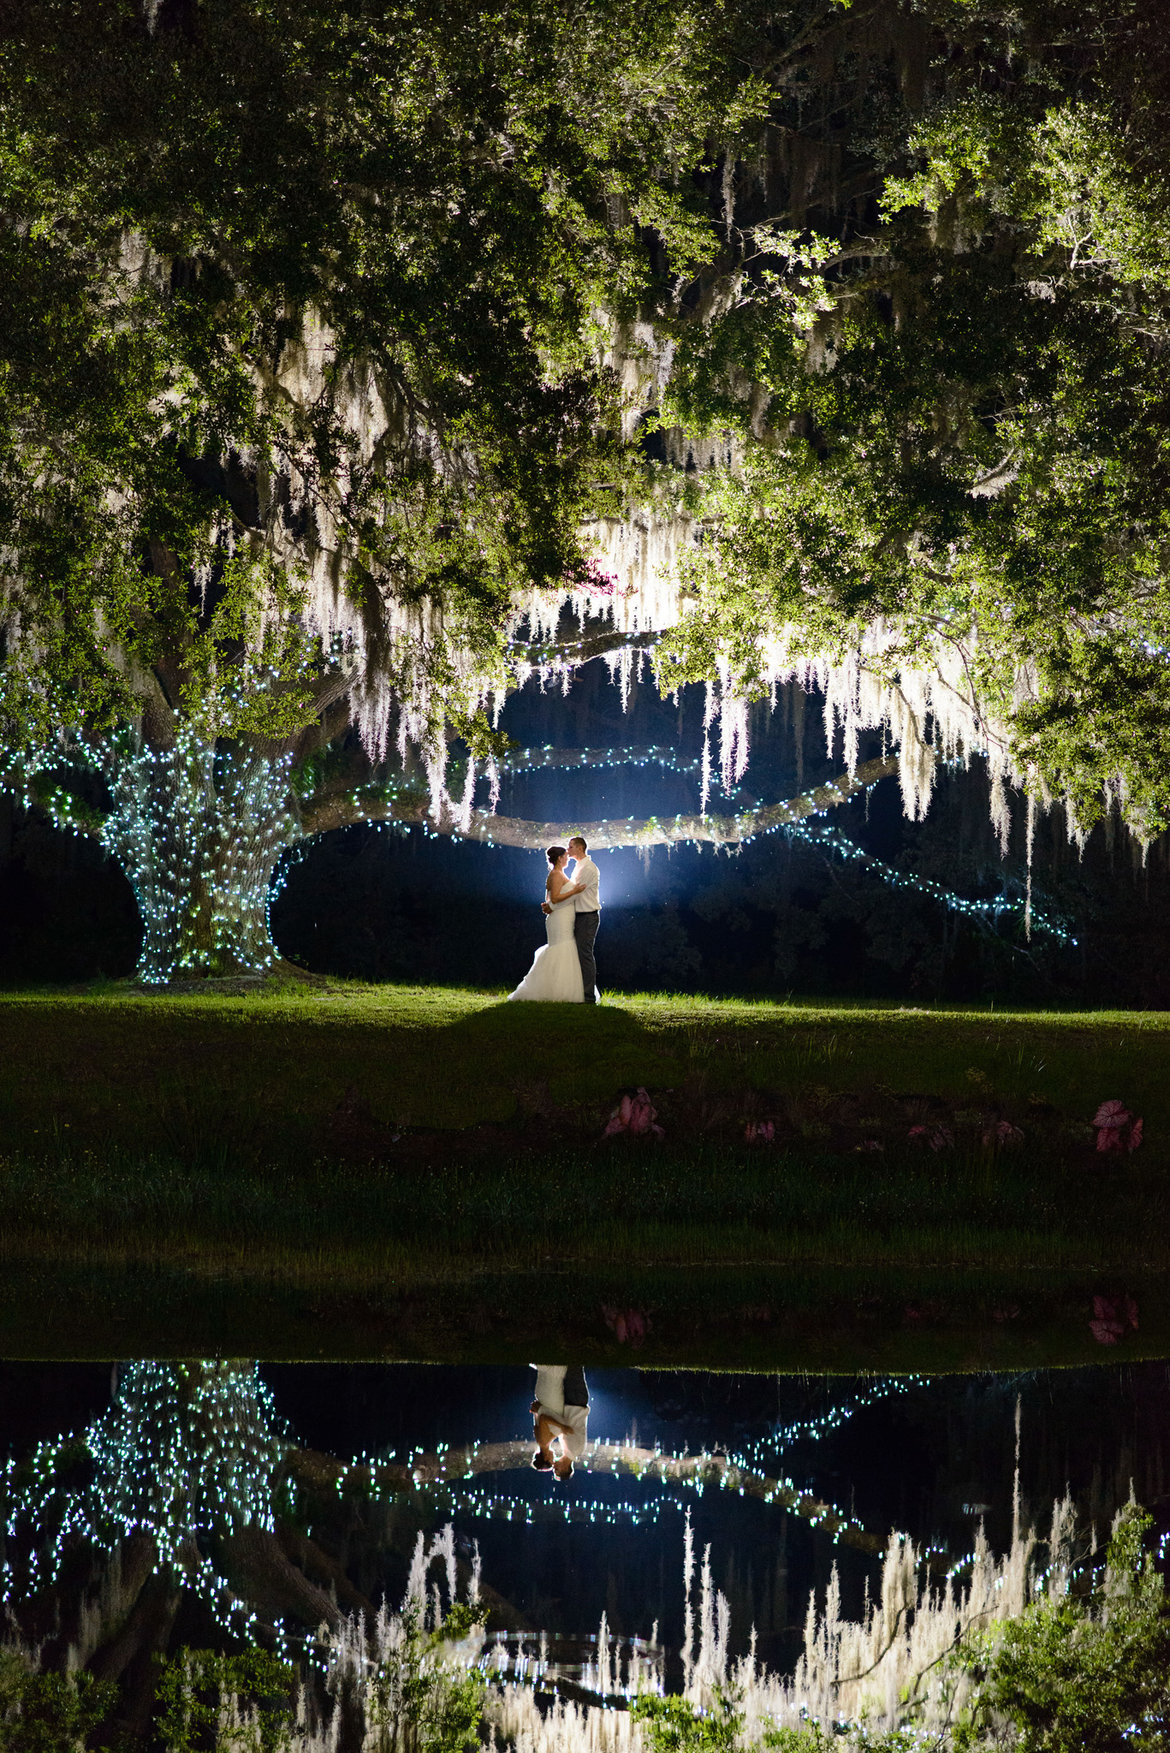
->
xmin=0 ymin=1654 xmax=115 ymax=1752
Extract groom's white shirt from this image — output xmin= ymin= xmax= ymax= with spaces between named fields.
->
xmin=571 ymin=855 xmax=600 ymax=912
xmin=532 ymin=1364 xmax=567 ymax=1417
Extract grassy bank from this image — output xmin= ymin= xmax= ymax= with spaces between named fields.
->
xmin=5 ymin=982 xmax=1169 ymax=1363
xmin=7 ymin=980 xmax=1170 ymax=1146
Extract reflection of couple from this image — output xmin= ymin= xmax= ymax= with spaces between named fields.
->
xmin=508 ymin=836 xmax=600 ymax=1004
xmin=530 ymin=1365 xmax=590 ymax=1479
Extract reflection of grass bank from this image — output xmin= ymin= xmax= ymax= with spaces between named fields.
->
xmin=3 ymin=1255 xmax=1170 ymax=1369
xmin=2 ymin=1134 xmax=1168 ymax=1278
xmin=7 ymin=982 xmax=1169 ymax=1362
xmin=3 ymin=1131 xmax=1168 ymax=1367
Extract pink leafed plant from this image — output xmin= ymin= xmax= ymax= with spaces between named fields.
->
xmin=1092 ymin=1100 xmax=1144 ymax=1153
xmin=603 ymin=1087 xmax=664 ymax=1139
xmin=908 ymin=1124 xmax=954 ymax=1151
xmin=744 ymin=1120 xmax=776 ymax=1145
xmin=1089 ymin=1293 xmax=1139 ymax=1345
xmin=982 ymin=1120 xmax=1025 ymax=1148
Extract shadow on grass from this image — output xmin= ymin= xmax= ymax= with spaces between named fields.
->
xmin=443 ymin=998 xmax=653 ymax=1046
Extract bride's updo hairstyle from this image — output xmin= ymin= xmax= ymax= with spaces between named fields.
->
xmin=546 ymin=845 xmax=567 ymax=867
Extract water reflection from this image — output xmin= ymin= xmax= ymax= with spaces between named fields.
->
xmin=2 ymin=1361 xmax=1168 ymax=1738
xmin=531 ymin=1365 xmax=591 ymax=1480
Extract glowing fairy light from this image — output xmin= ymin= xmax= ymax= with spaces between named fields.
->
xmin=4 ymin=652 xmax=1070 ymax=984
xmin=494 ymin=744 xmax=747 ymax=798
xmin=0 ymin=689 xmax=299 ymax=984
xmin=280 ymin=746 xmax=1073 ymax=944
xmin=785 ymin=818 xmax=1076 ymax=944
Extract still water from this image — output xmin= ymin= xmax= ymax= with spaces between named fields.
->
xmin=3 ymin=1360 xmax=1168 ymax=1696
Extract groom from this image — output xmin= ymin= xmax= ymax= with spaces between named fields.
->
xmin=530 ymin=1364 xmax=591 ymax=1480
xmin=543 ymin=834 xmax=600 ymax=1002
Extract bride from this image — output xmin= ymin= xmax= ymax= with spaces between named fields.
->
xmin=508 ymin=846 xmax=587 ymax=1003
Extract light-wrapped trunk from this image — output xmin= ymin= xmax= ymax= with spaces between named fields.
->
xmin=97 ymin=731 xmax=297 ymax=983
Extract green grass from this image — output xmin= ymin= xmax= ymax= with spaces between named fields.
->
xmin=7 ymin=979 xmax=1170 ymax=1143
xmin=5 ymin=980 xmax=1169 ymax=1364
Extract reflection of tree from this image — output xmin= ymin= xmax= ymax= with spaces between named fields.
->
xmin=7 ymin=1363 xmax=334 ymax=1660
xmin=2 ymin=1364 xmax=907 ymax=1749
xmin=6 ymin=1362 xmax=1169 ymax=1749
xmin=295 ymin=1437 xmax=899 ymax=1569
xmin=4 ymin=1361 xmax=524 ymax=1723
xmin=4 ymin=1362 xmax=912 ymax=1675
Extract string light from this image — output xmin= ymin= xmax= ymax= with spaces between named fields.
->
xmin=479 ymin=746 xmax=1073 ymax=939
xmin=0 ymin=680 xmax=301 ymax=983
xmin=495 ymin=745 xmax=747 ymax=798
xmin=784 ymin=819 xmax=1077 ymax=944
xmin=1 ymin=698 xmax=1073 ymax=980
xmin=282 ymin=749 xmax=1073 ymax=944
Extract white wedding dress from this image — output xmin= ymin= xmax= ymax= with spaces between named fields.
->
xmin=508 ymin=897 xmax=586 ymax=1002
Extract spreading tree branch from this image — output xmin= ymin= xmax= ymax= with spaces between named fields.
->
xmin=298 ymin=754 xmax=898 ymax=845
xmin=508 ymin=627 xmax=661 ymax=667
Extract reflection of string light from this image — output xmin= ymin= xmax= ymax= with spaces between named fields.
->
xmin=438 ymin=1491 xmax=676 ymax=1528
xmin=3 ymin=1363 xmax=983 ymax=1653
xmin=478 ymin=1629 xmax=665 ymax=1705
xmin=383 ymin=1443 xmax=883 ymax=1552
xmin=350 ymin=1379 xmax=936 ymax=1560
xmin=4 ymin=1362 xmax=295 ymax=1656
xmin=729 ymin=1374 xmax=925 ymax=1470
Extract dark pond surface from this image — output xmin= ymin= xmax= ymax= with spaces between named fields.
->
xmin=3 ymin=1359 xmax=1168 ymax=1683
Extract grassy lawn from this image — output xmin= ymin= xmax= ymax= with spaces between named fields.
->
xmin=5 ymin=980 xmax=1169 ymax=1365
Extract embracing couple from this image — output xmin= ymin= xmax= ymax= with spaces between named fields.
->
xmin=507 ymin=835 xmax=600 ymax=1005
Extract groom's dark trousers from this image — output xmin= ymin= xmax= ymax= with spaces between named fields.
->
xmin=574 ymin=912 xmax=600 ymax=1002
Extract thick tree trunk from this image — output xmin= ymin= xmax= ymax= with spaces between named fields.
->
xmin=96 ymin=732 xmax=298 ymax=984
